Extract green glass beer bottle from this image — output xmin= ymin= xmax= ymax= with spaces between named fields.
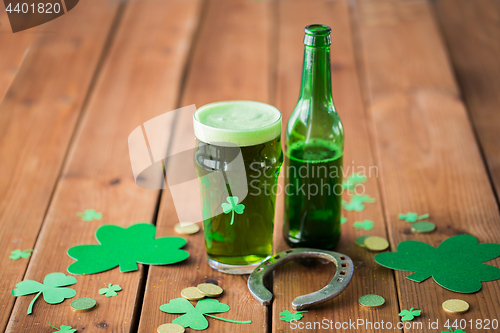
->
xmin=283 ymin=24 xmax=344 ymax=249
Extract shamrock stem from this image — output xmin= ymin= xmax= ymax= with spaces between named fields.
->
xmin=46 ymin=321 xmax=59 ymax=331
xmin=230 ymin=210 xmax=235 ymax=225
xmin=205 ymin=314 xmax=251 ymax=324
xmin=28 ymin=291 xmax=42 ymax=315
xmin=295 ymin=311 xmax=308 ymax=314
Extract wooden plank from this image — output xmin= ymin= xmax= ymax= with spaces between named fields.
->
xmin=433 ymin=0 xmax=500 ymax=198
xmin=5 ymin=0 xmax=201 ymax=331
xmin=354 ymin=0 xmax=500 ymax=331
xmin=0 ymin=9 xmax=37 ymax=101
xmin=272 ymin=1 xmax=401 ymax=332
xmin=137 ymin=0 xmax=273 ymax=331
xmin=0 ymin=1 xmax=121 ymax=331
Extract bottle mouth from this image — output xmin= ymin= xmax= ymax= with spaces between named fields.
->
xmin=304 ymin=24 xmax=332 ymax=47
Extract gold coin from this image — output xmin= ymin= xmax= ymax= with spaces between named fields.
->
xmin=364 ymin=236 xmax=389 ymax=252
xmin=157 ymin=323 xmax=185 ymax=333
xmin=70 ymin=297 xmax=97 ymax=312
xmin=181 ymin=287 xmax=205 ymax=300
xmin=174 ymin=223 xmax=200 ymax=235
xmin=442 ymin=299 xmax=469 ymax=314
xmin=197 ymin=283 xmax=223 ymax=297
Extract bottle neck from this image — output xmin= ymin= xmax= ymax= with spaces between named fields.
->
xmin=299 ymin=45 xmax=333 ymax=103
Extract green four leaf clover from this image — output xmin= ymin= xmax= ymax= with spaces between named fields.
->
xmin=47 ymin=322 xmax=77 ymax=333
xmin=159 ymin=298 xmax=251 ymax=330
xmin=9 ymin=249 xmax=33 ymax=260
xmin=342 ymin=173 xmax=367 ymax=191
xmin=279 ymin=310 xmax=308 ymax=322
xmin=221 ymin=196 xmax=245 ymax=225
xmin=12 ymin=272 xmax=77 ymax=314
xmin=342 ymin=194 xmax=375 ymax=211
xmin=99 ymin=283 xmax=121 ymax=297
xmin=76 ymin=209 xmax=102 ymax=221
xmin=399 ymin=307 xmax=421 ymax=321
xmin=67 ymin=223 xmax=189 ymax=275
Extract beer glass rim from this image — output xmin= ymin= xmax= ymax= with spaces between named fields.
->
xmin=193 ymin=100 xmax=282 ymax=147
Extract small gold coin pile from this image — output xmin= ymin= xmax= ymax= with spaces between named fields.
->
xmin=442 ymin=299 xmax=469 ymax=314
xmin=197 ymin=283 xmax=223 ymax=297
xmin=181 ymin=287 xmax=205 ymax=301
xmin=174 ymin=223 xmax=200 ymax=235
xmin=180 ymin=283 xmax=223 ymax=301
xmin=157 ymin=323 xmax=185 ymax=333
xmin=364 ymin=236 xmax=389 ymax=252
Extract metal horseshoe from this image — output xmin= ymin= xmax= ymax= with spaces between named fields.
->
xmin=247 ymin=248 xmax=354 ymax=310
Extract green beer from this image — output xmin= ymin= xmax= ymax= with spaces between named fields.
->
xmin=194 ymin=101 xmax=283 ymax=274
xmin=283 ymin=25 xmax=345 ymax=249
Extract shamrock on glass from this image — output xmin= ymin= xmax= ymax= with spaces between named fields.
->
xmin=12 ymin=272 xmax=77 ymax=314
xmin=221 ymin=196 xmax=245 ymax=225
xmin=159 ymin=298 xmax=251 ymax=330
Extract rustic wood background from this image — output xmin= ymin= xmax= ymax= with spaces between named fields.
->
xmin=1 ymin=0 xmax=499 ymax=332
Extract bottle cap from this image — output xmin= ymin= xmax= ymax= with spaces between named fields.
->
xmin=304 ymin=24 xmax=331 ymax=47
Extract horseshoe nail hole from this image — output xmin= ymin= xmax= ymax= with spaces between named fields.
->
xmin=339 ymin=271 xmax=347 ymax=276
xmin=341 ymin=263 xmax=348 ymax=268
xmin=337 ymin=278 xmax=343 ymax=282
xmin=274 ymin=255 xmax=281 ymax=259
xmin=285 ymin=249 xmax=293 ymax=253
xmin=340 ymin=256 xmax=346 ymax=260
xmin=256 ymin=268 xmax=263 ymax=272
xmin=264 ymin=261 xmax=271 ymax=265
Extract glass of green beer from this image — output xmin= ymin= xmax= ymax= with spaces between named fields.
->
xmin=193 ymin=101 xmax=283 ymax=274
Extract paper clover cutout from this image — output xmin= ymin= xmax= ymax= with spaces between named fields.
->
xmin=399 ymin=307 xmax=421 ymax=321
xmin=221 ymin=196 xmax=245 ymax=225
xmin=279 ymin=310 xmax=308 ymax=322
xmin=12 ymin=272 xmax=77 ymax=314
xmin=398 ymin=212 xmax=429 ymax=223
xmin=67 ymin=223 xmax=189 ymax=275
xmin=442 ymin=328 xmax=466 ymax=333
xmin=76 ymin=209 xmax=102 ymax=221
xmin=160 ymin=298 xmax=251 ymax=330
xmin=47 ymin=322 xmax=77 ymax=333
xmin=342 ymin=173 xmax=367 ymax=190
xmin=353 ymin=220 xmax=374 ymax=231
xmin=375 ymin=234 xmax=500 ymax=293
xmin=342 ymin=194 xmax=375 ymax=211
xmin=9 ymin=249 xmax=33 ymax=260
xmin=99 ymin=283 xmax=121 ymax=297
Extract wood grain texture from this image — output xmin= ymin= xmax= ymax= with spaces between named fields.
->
xmin=5 ymin=0 xmax=200 ymax=331
xmin=137 ymin=0 xmax=273 ymax=331
xmin=272 ymin=1 xmax=401 ymax=332
xmin=354 ymin=0 xmax=500 ymax=331
xmin=0 ymin=9 xmax=36 ymax=101
xmin=433 ymin=0 xmax=500 ymax=198
xmin=0 ymin=1 xmax=120 ymax=331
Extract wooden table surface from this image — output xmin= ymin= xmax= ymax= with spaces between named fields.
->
xmin=2 ymin=0 xmax=500 ymax=332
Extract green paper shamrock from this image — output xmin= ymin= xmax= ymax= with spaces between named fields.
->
xmin=99 ymin=283 xmax=121 ymax=297
xmin=159 ymin=298 xmax=251 ymax=330
xmin=9 ymin=249 xmax=33 ymax=260
xmin=399 ymin=307 xmax=421 ymax=321
xmin=342 ymin=194 xmax=375 ymax=211
xmin=340 ymin=216 xmax=347 ymax=224
xmin=47 ymin=322 xmax=77 ymax=333
xmin=375 ymin=234 xmax=500 ymax=293
xmin=342 ymin=173 xmax=367 ymax=190
xmin=353 ymin=220 xmax=374 ymax=231
xmin=67 ymin=223 xmax=189 ymax=275
xmin=279 ymin=310 xmax=308 ymax=322
xmin=76 ymin=209 xmax=102 ymax=221
xmin=442 ymin=328 xmax=466 ymax=333
xmin=12 ymin=272 xmax=77 ymax=314
xmin=398 ymin=212 xmax=429 ymax=222
xmin=221 ymin=196 xmax=245 ymax=225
